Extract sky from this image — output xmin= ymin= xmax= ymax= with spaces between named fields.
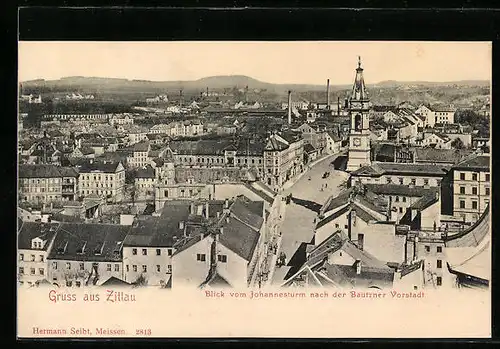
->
xmin=18 ymin=41 xmax=491 ymax=85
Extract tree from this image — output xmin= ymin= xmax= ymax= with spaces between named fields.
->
xmin=451 ymin=137 xmax=465 ymax=150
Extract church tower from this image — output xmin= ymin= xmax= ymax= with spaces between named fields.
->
xmin=346 ymin=57 xmax=372 ymax=172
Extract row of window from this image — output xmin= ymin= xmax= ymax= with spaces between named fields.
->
xmin=163 ymin=188 xmax=203 ymax=198
xmin=18 ymin=267 xmax=44 ymax=275
xmin=81 ymin=174 xmax=119 ymax=181
xmin=22 ymin=178 xmax=61 ymax=184
xmin=424 ymin=245 xmax=443 ymax=253
xmin=196 ymin=253 xmax=227 ymax=263
xmin=459 ymin=173 xmax=490 ymax=181
xmin=19 ymin=254 xmax=44 ymax=261
xmin=459 ymin=186 xmax=490 ymax=196
xmin=81 ymin=182 xmax=114 ymax=188
xmin=132 ymin=248 xmax=173 ymax=256
xmin=125 ymin=264 xmax=172 ymax=273
xmin=52 ymin=261 xmax=120 ymax=272
xmin=458 ymin=199 xmax=489 ymax=210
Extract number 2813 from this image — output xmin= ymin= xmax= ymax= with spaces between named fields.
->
xmin=136 ymin=329 xmax=152 ymax=336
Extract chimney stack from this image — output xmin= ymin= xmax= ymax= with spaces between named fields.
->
xmin=224 ymin=198 xmax=229 ymax=209
xmin=337 ymin=97 xmax=341 ymax=116
xmin=179 ymin=221 xmax=185 ymax=230
xmin=287 ymin=90 xmax=292 ymax=125
xmin=205 ymin=202 xmax=210 ymax=219
xmin=345 ymin=98 xmax=349 ymax=109
xmin=190 ymin=202 xmax=195 ymax=215
xmin=356 ymin=260 xmax=362 ymax=275
xmin=326 ymin=79 xmax=330 ymax=109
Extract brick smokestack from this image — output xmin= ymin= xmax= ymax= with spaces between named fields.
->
xmin=326 ymin=79 xmax=330 ymax=109
xmin=287 ymin=90 xmax=292 ymax=125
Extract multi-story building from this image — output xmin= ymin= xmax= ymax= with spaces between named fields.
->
xmin=122 ymin=201 xmax=191 ymax=286
xmin=46 ymin=223 xmax=130 ymax=287
xmin=451 ymin=154 xmax=490 ymax=223
xmin=172 ymin=196 xmax=265 ymax=289
xmin=135 ymin=165 xmax=156 ymax=201
xmin=75 ymin=160 xmax=126 ymax=203
xmin=126 ymin=141 xmax=151 ymax=168
xmin=17 ymin=222 xmax=58 ymax=286
xmin=263 ymin=132 xmax=304 ymax=191
xmin=350 ymin=162 xmax=451 ymax=188
xmin=18 ymin=165 xmax=79 ymax=204
xmin=108 ymin=114 xmax=134 ymax=126
xmin=415 ymin=105 xmax=455 ymax=128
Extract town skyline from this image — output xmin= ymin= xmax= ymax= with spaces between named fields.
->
xmin=19 ymin=41 xmax=491 ymax=85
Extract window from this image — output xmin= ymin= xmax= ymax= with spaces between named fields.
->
xmin=344 ymin=225 xmax=348 ymax=229
xmin=410 ymin=178 xmax=416 ymax=185
xmin=142 ymin=265 xmax=147 ymax=272
xmin=79 ymin=263 xmax=84 ymax=271
xmin=196 ymin=254 xmax=206 ymax=262
xmin=460 ymin=186 xmax=465 ymax=194
xmin=472 ymin=187 xmax=478 ymax=195
xmin=40 ymin=255 xmax=44 ymax=262
xmin=156 ymin=265 xmax=161 ymax=272
xmin=107 ymin=264 xmax=112 ymax=272
xmin=30 ymin=268 xmax=35 ymax=275
xmin=335 ymin=223 xmax=339 ymax=228
xmin=436 ymin=277 xmax=442 ymax=286
xmin=167 ymin=265 xmax=172 ymax=274
xmin=399 ymin=177 xmax=404 ymax=185
xmin=424 ymin=179 xmax=429 ymax=186
xmin=52 ymin=261 xmax=58 ymax=270
xmin=399 ymin=207 xmax=403 ymax=213
xmin=142 ymin=249 xmax=147 ymax=256
xmin=437 ymin=246 xmax=442 ymax=253
xmin=472 ymin=201 xmax=478 ymax=209
xmin=402 ymin=197 xmax=406 ymax=203
xmin=460 ymin=173 xmax=465 ymax=180
xmin=66 ymin=281 xmax=72 ymax=287
xmin=472 ymin=173 xmax=478 ymax=181
xmin=155 ymin=248 xmax=161 ymax=256
xmin=66 ymin=262 xmax=71 ymax=270
xmin=485 ymin=174 xmax=490 ymax=181
xmin=460 ymin=200 xmax=466 ymax=209
xmin=132 ymin=248 xmax=137 ymax=255
xmin=31 ymin=254 xmax=35 ymax=262
xmin=395 ymin=196 xmax=400 ymax=202
xmin=425 ymin=246 xmax=430 ymax=252
xmin=164 ymin=190 xmax=169 ymax=198
xmin=19 ymin=254 xmax=23 ymax=261
xmin=76 ymin=281 xmax=81 ymax=287
xmin=168 ymin=249 xmax=172 ymax=256
xmin=437 ymin=260 xmax=442 ymax=268
xmin=19 ymin=267 xmax=24 ymax=274
xmin=126 ymin=265 xmax=129 ymax=272
xmin=218 ymin=255 xmax=228 ymax=263
xmin=386 ymin=178 xmax=392 ymax=184
xmin=486 ymin=187 xmax=490 ymax=196
xmin=133 ymin=265 xmax=137 ymax=272
xmin=39 ymin=268 xmax=44 ymax=275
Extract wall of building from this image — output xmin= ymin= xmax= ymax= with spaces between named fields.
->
xmin=171 ymin=235 xmax=213 ymax=288
xmin=215 ymin=243 xmax=248 ymax=288
xmin=47 ymin=259 xmax=123 ymax=287
xmin=18 ymin=248 xmax=49 ymax=285
xmin=122 ymin=246 xmax=173 ymax=286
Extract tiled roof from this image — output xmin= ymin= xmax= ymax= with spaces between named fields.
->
xmin=352 ymin=162 xmax=451 ymax=177
xmin=18 ymin=165 xmax=78 ymax=178
xmin=100 ymin=276 xmax=132 ymax=287
xmin=76 ymin=161 xmax=123 ymax=174
xmin=133 ymin=140 xmax=150 ymax=152
xmin=304 ymin=143 xmax=316 ymax=153
xmin=364 ymin=184 xmax=437 ymax=198
xmin=452 ymin=154 xmax=490 ymax=172
xmin=415 ymin=148 xmax=473 ymax=164
xmin=136 ymin=165 xmax=155 ymax=179
xmin=47 ymin=223 xmax=131 ymax=262
xmin=410 ymin=193 xmax=439 ymax=210
xmin=17 ymin=222 xmax=59 ymax=250
xmin=124 ymin=201 xmax=192 ymax=247
xmin=169 ymin=139 xmax=235 ymax=156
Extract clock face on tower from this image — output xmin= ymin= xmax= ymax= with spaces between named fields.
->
xmin=353 ymin=138 xmax=361 ymax=146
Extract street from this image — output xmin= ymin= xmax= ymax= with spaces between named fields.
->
xmin=271 ymin=153 xmax=349 ymax=285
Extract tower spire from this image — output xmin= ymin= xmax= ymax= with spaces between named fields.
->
xmin=351 ymin=56 xmax=368 ymax=101
xmin=358 ymin=56 xmax=362 ymax=69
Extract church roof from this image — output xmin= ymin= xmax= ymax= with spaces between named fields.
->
xmin=350 ymin=57 xmax=369 ymax=101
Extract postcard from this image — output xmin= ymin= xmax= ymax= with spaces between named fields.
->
xmin=17 ymin=41 xmax=491 ymax=338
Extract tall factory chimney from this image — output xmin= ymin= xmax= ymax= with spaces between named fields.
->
xmin=287 ymin=90 xmax=292 ymax=125
xmin=326 ymin=79 xmax=330 ymax=109
xmin=337 ymin=97 xmax=341 ymax=116
xmin=179 ymin=89 xmax=183 ymax=108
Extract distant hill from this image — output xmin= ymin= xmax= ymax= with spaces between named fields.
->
xmin=20 ymin=75 xmax=490 ymax=97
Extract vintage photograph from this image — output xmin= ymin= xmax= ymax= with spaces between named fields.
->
xmin=17 ymin=41 xmax=491 ymax=337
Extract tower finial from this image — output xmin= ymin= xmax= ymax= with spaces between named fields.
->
xmin=358 ymin=56 xmax=361 ymax=69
